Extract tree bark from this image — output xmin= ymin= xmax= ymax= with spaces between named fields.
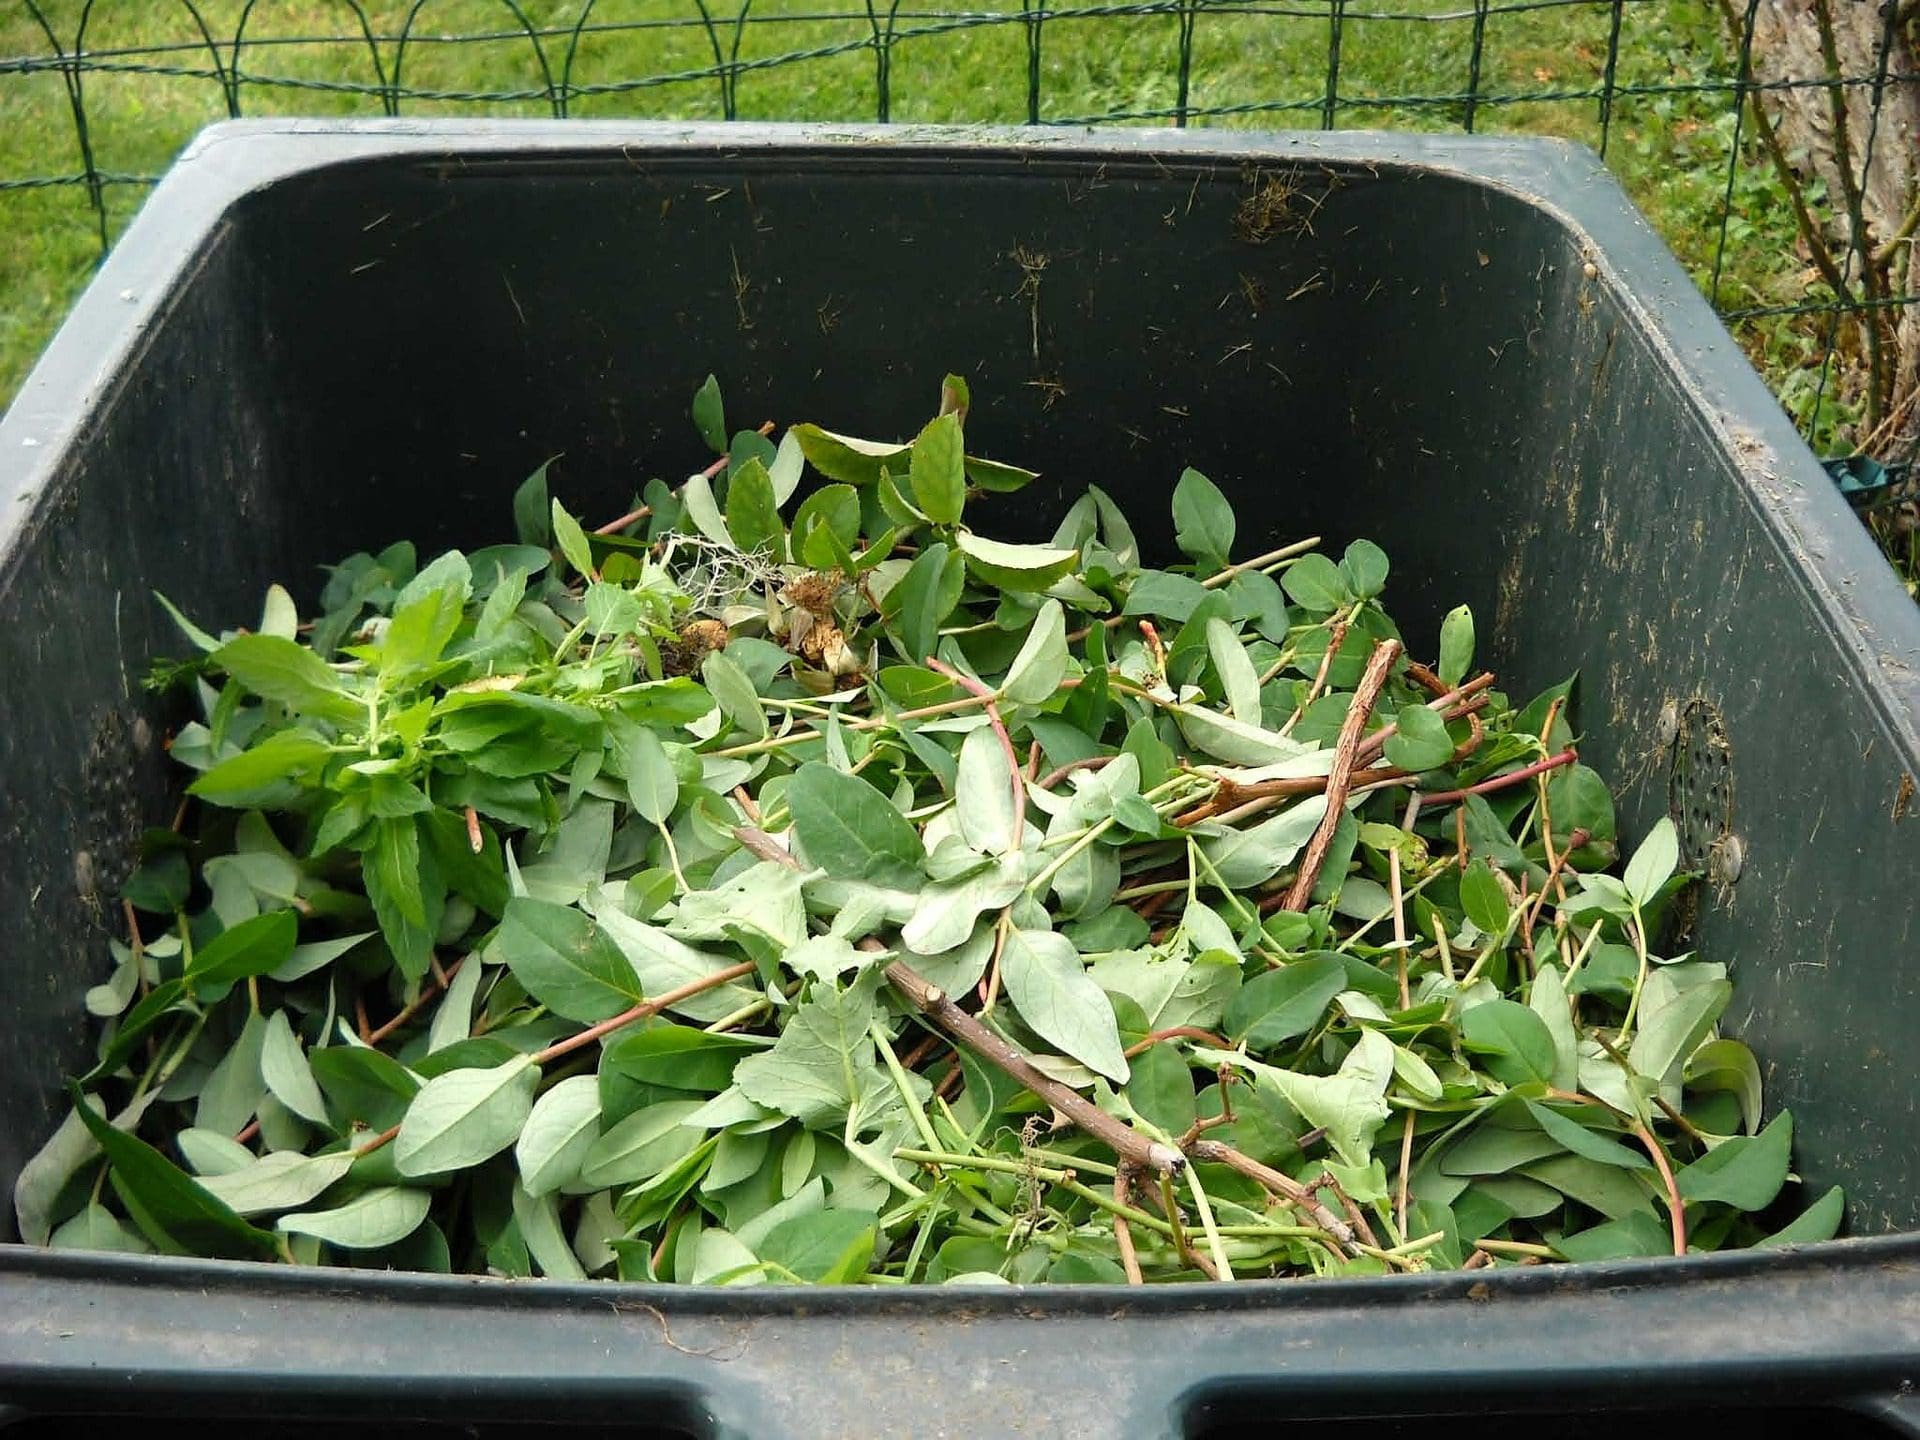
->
xmin=1741 ymin=0 xmax=1919 ymax=450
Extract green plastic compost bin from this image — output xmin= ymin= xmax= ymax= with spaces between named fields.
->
xmin=1 ymin=121 xmax=1917 ymax=1439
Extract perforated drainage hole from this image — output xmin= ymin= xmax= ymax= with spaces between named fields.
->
xmin=1667 ymin=698 xmax=1734 ymax=874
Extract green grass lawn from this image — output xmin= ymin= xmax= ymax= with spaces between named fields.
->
xmin=0 ymin=1 xmax=1849 ymax=451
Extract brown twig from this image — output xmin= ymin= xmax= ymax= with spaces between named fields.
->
xmin=1123 ymin=1026 xmax=1229 ymax=1059
xmin=353 ymin=1122 xmax=402 ymax=1158
xmin=1279 ymin=639 xmax=1402 ymax=910
xmin=1154 ymin=1171 xmax=1218 ymax=1280
xmin=1523 ymin=826 xmax=1591 ymax=935
xmin=531 ymin=961 xmax=758 ymax=1066
xmin=1281 ymin=616 xmax=1349 ymax=733
xmin=1064 ymin=537 xmax=1322 ymax=644
xmin=731 ymin=785 xmax=762 ymax=824
xmin=924 ymin=656 xmax=1026 ymax=849
xmin=1035 ymin=754 xmax=1115 ymax=791
xmin=463 ymin=805 xmax=483 ymax=855
xmin=735 ymin=825 xmax=1184 ymax=1175
xmin=1185 ymin=1139 xmax=1363 ymax=1256
xmin=368 ymin=957 xmax=468 ymax=1047
xmin=1353 ymin=673 xmax=1497 ymax=767
xmin=121 ymin=899 xmax=149 ymax=1003
xmin=1314 ymin=1170 xmax=1381 ymax=1248
xmin=233 ymin=1119 xmax=261 ymax=1146
xmin=355 ymin=993 xmax=373 ymax=1044
xmin=1395 ymin=1110 xmax=1417 ymax=1240
xmin=1114 ymin=1168 xmax=1145 ymax=1285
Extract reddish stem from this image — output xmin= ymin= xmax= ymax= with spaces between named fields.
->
xmin=1418 ymin=748 xmax=1578 ymax=806
xmin=1124 ymin=1026 xmax=1229 ymax=1059
xmin=531 ymin=961 xmax=757 ymax=1066
xmin=368 ymin=957 xmax=467 ymax=1047
xmin=925 ymin=656 xmax=1026 ymax=849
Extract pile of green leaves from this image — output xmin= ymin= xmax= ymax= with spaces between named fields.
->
xmin=15 ymin=375 xmax=1840 ymax=1284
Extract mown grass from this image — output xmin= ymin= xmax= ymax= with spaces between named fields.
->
xmin=0 ymin=0 xmax=1863 ymax=457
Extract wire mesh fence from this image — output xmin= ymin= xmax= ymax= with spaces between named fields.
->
xmin=1 ymin=0 xmax=1916 ymax=490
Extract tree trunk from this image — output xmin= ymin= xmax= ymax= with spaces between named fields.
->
xmin=1742 ymin=0 xmax=1919 ymax=453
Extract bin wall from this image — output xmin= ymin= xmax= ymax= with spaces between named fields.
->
xmin=2 ymin=125 xmax=1917 ymax=1244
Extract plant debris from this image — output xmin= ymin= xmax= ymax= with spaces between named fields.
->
xmin=15 ymin=375 xmax=1842 ymax=1284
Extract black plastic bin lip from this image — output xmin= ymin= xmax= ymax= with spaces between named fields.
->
xmin=2 ymin=118 xmax=1916 ymax=756
xmin=4 ymin=1235 xmax=1919 ymax=1437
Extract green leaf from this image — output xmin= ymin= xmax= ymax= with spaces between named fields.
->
xmin=311 ymin=1046 xmax=419 ymax=1132
xmin=364 ymin=816 xmax=436 ymax=983
xmin=1623 ymin=817 xmax=1680 ymax=909
xmin=1172 ymin=467 xmax=1235 ymax=568
xmin=1126 ymin=1043 xmax=1198 ymax=1136
xmin=1758 ymin=1185 xmax=1844 ymax=1247
xmin=1123 ymin=571 xmax=1211 ymax=624
xmin=497 ymin=897 xmax=644 ymax=1024
xmin=1280 ymin=554 xmax=1350 ymax=614
xmin=1340 ymin=539 xmax=1389 ymax=599
xmin=758 ymin=1207 xmax=879 ymax=1283
xmin=955 ymin=726 xmax=1019 ymax=856
xmin=1001 ymin=600 xmax=1069 ymax=707
xmin=725 ymin=456 xmax=784 ymax=557
xmin=49 ymin=1203 xmax=153 ymax=1254
xmin=1383 ymin=703 xmax=1454 ymax=772
xmin=1204 ymin=1030 xmax=1394 ymax=1167
xmin=13 ymin=1093 xmax=158 ymax=1245
xmin=1553 ymin=1211 xmax=1670 ymax=1263
xmin=1521 ymin=1099 xmax=1650 ymax=1170
xmin=1000 ymin=928 xmax=1129 ymax=1083
xmin=186 ymin=909 xmax=298 ymax=1004
xmin=1460 ymin=999 xmax=1558 ymax=1087
xmin=1685 ymin=1038 xmax=1763 ymax=1135
xmin=792 ymin=484 xmax=861 ymax=568
xmin=1205 ymin=618 xmax=1262 ymax=725
xmin=1199 ymin=794 xmax=1328 ymax=890
xmin=1628 ymin=974 xmax=1732 ymax=1087
xmin=1224 ymin=953 xmax=1347 ymax=1048
xmin=792 ymin=424 xmax=908 ymax=486
xmin=551 ymin=499 xmax=596 ymax=580
xmin=788 ymin=762 xmax=924 ymax=890
xmin=394 ymin=1055 xmax=540 ymax=1177
xmin=1526 ymin=963 xmax=1581 ymax=1093
xmin=885 ymin=541 xmax=966 ymax=664
xmin=703 ymin=649 xmax=767 ymax=741
xmin=71 ymin=1092 xmax=275 ymax=1259
xmin=189 ymin=728 xmax=334 ymax=804
xmin=516 ymin=1074 xmax=603 ymax=1197
xmin=900 ymin=854 xmax=1025 ymax=955
xmin=260 ymin=1011 xmax=331 ymax=1127
xmin=1676 ymin=1111 xmax=1793 ymax=1211
xmin=212 ymin=634 xmax=362 ymax=727
xmin=1458 ymin=859 xmax=1510 ymax=937
xmin=280 ymin=1186 xmax=431 ymax=1249
xmin=953 ymin=532 xmax=1079 ymax=592
xmin=197 ymin=1151 xmax=355 ymax=1217
xmin=691 ymin=374 xmax=726 ymax=453
xmin=513 ymin=460 xmax=553 ymax=546
xmin=965 ymin=456 xmax=1038 ymax=494
xmin=734 ymin=970 xmax=892 ymax=1131
xmin=909 ymin=412 xmax=967 ymax=526
xmin=1438 ymin=605 xmax=1475 ymax=687
xmin=1170 ymin=704 xmax=1314 ymax=767
xmin=678 ymin=470 xmax=733 ymax=548
xmin=595 ymin=907 xmax=759 ymax=1023
xmin=616 ymin=721 xmax=679 ymax=827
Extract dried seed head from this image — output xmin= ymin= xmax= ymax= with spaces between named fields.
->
xmin=783 ymin=570 xmax=843 ymax=618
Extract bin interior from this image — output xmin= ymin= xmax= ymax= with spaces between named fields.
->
xmin=3 ymin=128 xmax=1917 ymax=1248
